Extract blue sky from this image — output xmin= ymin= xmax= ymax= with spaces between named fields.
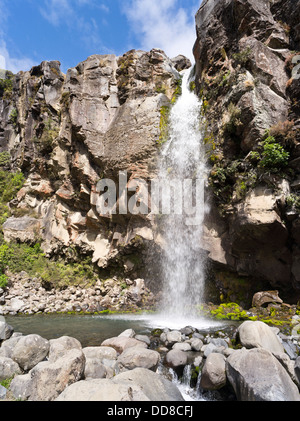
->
xmin=0 ymin=0 xmax=202 ymax=74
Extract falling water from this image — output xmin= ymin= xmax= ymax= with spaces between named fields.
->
xmin=158 ymin=68 xmax=208 ymax=321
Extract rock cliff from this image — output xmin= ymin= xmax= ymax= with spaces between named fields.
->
xmin=0 ymin=50 xmax=187 ymax=291
xmin=194 ymin=0 xmax=300 ymax=303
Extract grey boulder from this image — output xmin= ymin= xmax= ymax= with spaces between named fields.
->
xmin=200 ymin=353 xmax=227 ymax=391
xmin=117 ymin=347 xmax=160 ymax=371
xmin=12 ymin=334 xmax=50 ymax=371
xmin=226 ymin=347 xmax=300 ymax=401
xmin=238 ymin=321 xmax=285 ymax=354
xmin=56 ymin=368 xmax=184 ymax=401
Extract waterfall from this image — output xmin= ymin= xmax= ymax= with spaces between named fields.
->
xmin=158 ymin=68 xmax=208 ymax=321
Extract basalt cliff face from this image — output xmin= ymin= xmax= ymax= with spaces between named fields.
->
xmin=1 ymin=0 xmax=300 ymax=306
xmin=0 ymin=50 xmax=189 ymax=292
xmin=194 ymin=0 xmax=300 ymax=303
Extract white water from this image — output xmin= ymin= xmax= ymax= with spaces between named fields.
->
xmin=158 ymin=68 xmax=208 ymax=323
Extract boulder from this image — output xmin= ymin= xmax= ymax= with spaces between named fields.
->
xmin=48 ymin=336 xmax=82 ymax=362
xmin=0 ymin=384 xmax=7 ymax=400
xmin=101 ymin=336 xmax=147 ymax=354
xmin=134 ymin=335 xmax=151 ymax=345
xmin=172 ymin=342 xmax=192 ymax=352
xmin=55 ymin=378 xmax=149 ymax=401
xmin=200 ymin=353 xmax=227 ymax=391
xmin=114 ymin=368 xmax=184 ymax=401
xmin=2 ymin=217 xmax=41 ymax=244
xmin=295 ymin=357 xmax=300 ymax=385
xmin=226 ymin=347 xmax=300 ymax=401
xmin=9 ymin=298 xmax=25 ymax=313
xmin=238 ymin=321 xmax=285 ymax=354
xmin=84 ymin=358 xmax=107 ymax=380
xmin=9 ymin=373 xmax=33 ymax=401
xmin=12 ymin=334 xmax=50 ymax=371
xmin=0 ymin=356 xmax=21 ymax=381
xmin=117 ymin=347 xmax=160 ymax=371
xmin=166 ymin=331 xmax=182 ymax=344
xmin=10 ymin=348 xmax=85 ymax=401
xmin=56 ymin=368 xmax=184 ymax=402
xmin=252 ymin=291 xmax=283 ymax=308
xmin=171 ymin=55 xmax=192 ymax=71
xmin=82 ymin=346 xmax=117 ymax=362
xmin=118 ymin=329 xmax=135 ymax=338
xmin=165 ymin=349 xmax=188 ymax=368
xmin=0 ymin=322 xmax=14 ymax=341
xmin=190 ymin=338 xmax=203 ymax=352
xmin=0 ymin=335 xmax=23 ymax=358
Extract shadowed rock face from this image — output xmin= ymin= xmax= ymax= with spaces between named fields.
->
xmin=194 ymin=0 xmax=300 ymax=301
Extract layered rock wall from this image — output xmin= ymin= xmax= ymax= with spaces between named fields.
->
xmin=0 ymin=50 xmax=185 ymax=289
xmin=194 ymin=0 xmax=300 ymax=302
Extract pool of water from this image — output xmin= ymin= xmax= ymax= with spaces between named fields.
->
xmin=4 ymin=313 xmax=229 ymax=347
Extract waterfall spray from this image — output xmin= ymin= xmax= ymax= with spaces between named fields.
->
xmin=158 ymin=68 xmax=208 ymax=320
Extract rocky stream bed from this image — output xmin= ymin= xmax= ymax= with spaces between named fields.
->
xmin=1 ymin=311 xmax=300 ymax=402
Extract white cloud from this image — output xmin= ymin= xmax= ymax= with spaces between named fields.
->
xmin=123 ymin=0 xmax=198 ymax=62
xmin=39 ymin=0 xmax=109 ymax=53
xmin=0 ymin=0 xmax=36 ymax=73
xmin=0 ymin=40 xmax=36 ymax=73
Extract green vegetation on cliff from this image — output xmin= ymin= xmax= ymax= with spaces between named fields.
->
xmin=0 ymin=169 xmax=25 ymax=226
xmin=0 ymin=71 xmax=14 ymax=100
xmin=0 ymin=241 xmax=98 ymax=289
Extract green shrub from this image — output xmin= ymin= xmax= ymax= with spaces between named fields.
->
xmin=158 ymin=106 xmax=170 ymax=145
xmin=0 ymin=170 xmax=25 ymax=204
xmin=0 ymin=170 xmax=25 ymax=226
xmin=0 ymin=71 xmax=14 ymax=99
xmin=259 ymin=136 xmax=289 ymax=170
xmin=34 ymin=118 xmax=59 ymax=153
xmin=0 ymin=241 xmax=98 ymax=289
xmin=211 ymin=303 xmax=254 ymax=321
xmin=286 ymin=194 xmax=300 ymax=211
xmin=232 ymin=47 xmax=252 ymax=66
xmin=0 ymin=152 xmax=10 ymax=167
xmin=171 ymin=77 xmax=182 ymax=104
xmin=0 ymin=273 xmax=8 ymax=288
xmin=9 ymin=108 xmax=18 ymax=127
xmin=223 ymin=103 xmax=243 ymax=135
